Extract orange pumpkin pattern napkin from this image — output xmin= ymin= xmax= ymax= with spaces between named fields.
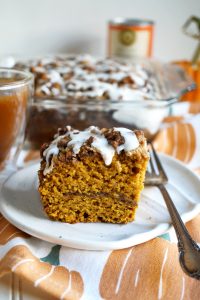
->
xmin=0 ymin=101 xmax=200 ymax=300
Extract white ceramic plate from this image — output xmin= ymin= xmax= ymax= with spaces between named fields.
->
xmin=1 ymin=153 xmax=200 ymax=250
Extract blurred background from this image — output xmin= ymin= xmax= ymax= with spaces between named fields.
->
xmin=0 ymin=0 xmax=199 ymax=61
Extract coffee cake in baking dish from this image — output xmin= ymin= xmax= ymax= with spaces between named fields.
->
xmin=15 ymin=54 xmax=160 ymax=100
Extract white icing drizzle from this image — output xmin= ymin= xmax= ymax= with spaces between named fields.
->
xmin=43 ymin=135 xmax=63 ymax=175
xmin=40 ymin=85 xmax=51 ymax=95
xmin=47 ymin=70 xmax=63 ymax=84
xmin=43 ymin=126 xmax=140 ymax=175
xmin=114 ymin=128 xmax=139 ymax=153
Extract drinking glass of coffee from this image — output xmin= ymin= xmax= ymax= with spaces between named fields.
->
xmin=0 ymin=68 xmax=33 ymax=170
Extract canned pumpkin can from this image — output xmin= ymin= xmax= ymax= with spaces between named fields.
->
xmin=108 ymin=18 xmax=154 ymax=59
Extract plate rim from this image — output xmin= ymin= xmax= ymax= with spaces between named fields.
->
xmin=1 ymin=153 xmax=200 ymax=250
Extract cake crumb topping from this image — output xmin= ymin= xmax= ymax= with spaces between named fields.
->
xmin=15 ymin=54 xmax=160 ymax=100
xmin=42 ymin=126 xmax=140 ymax=175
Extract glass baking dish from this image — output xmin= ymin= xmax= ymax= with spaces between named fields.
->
xmin=21 ymin=57 xmax=195 ymax=148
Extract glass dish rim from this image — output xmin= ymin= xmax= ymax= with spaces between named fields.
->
xmin=32 ymin=96 xmax=179 ymax=108
xmin=0 ymin=67 xmax=33 ymax=91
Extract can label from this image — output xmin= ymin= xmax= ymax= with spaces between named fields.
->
xmin=108 ymin=25 xmax=153 ymax=58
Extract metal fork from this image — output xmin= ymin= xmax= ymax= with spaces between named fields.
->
xmin=145 ymin=143 xmax=200 ymax=279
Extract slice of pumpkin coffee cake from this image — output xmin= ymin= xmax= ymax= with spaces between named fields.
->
xmin=38 ymin=126 xmax=149 ymax=224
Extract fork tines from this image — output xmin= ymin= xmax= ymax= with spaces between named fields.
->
xmin=147 ymin=142 xmax=168 ymax=182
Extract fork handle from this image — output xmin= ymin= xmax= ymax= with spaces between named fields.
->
xmin=158 ymin=184 xmax=200 ymax=279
